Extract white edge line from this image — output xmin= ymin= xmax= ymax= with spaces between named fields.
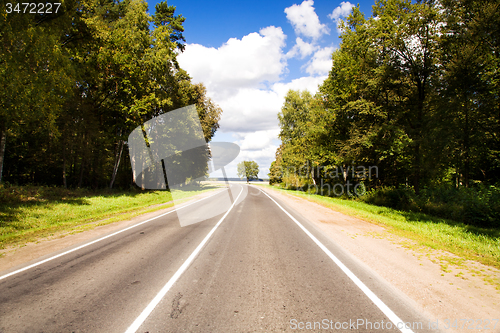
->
xmin=0 ymin=187 xmax=229 ymax=282
xmin=124 ymin=185 xmax=244 ymax=333
xmin=258 ymin=187 xmax=415 ymax=333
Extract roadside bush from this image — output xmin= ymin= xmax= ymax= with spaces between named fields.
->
xmin=0 ymin=183 xmax=142 ymax=205
xmin=359 ymin=185 xmax=500 ymax=228
xmin=361 ymin=187 xmax=415 ymax=211
xmin=354 ymin=182 xmax=367 ymax=197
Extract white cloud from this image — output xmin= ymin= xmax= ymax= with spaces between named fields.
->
xmin=328 ymin=1 xmax=354 ymax=21
xmin=285 ymin=0 xmax=329 ymax=40
xmin=218 ymin=76 xmax=327 ymax=133
xmin=236 ymin=129 xmax=280 ymax=151
xmin=219 ymin=143 xmax=280 ymax=179
xmin=304 ymin=46 xmax=335 ymax=76
xmin=286 ymin=37 xmax=317 ymax=59
xmin=273 ymin=76 xmax=326 ymax=97
xmin=211 ymin=77 xmax=327 ymax=178
xmin=217 ymin=88 xmax=283 ymax=133
xmin=177 ymin=26 xmax=287 ymax=99
xmin=328 ymin=1 xmax=355 ymax=33
xmin=178 ymin=15 xmax=334 ymax=177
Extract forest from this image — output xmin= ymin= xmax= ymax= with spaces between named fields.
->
xmin=269 ymin=0 xmax=500 ymax=228
xmin=0 ymin=0 xmax=222 ymax=189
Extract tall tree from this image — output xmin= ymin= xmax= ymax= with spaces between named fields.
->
xmin=0 ymin=1 xmax=72 ymax=183
xmin=370 ymin=0 xmax=443 ymax=193
xmin=1 ymin=0 xmax=223 ymax=188
xmin=440 ymin=0 xmax=500 ymax=186
xmin=237 ymin=161 xmax=259 ymax=183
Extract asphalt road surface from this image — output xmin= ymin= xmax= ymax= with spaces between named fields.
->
xmin=0 ymin=184 xmax=433 ymax=332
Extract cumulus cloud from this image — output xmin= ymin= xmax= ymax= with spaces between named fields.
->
xmin=217 ymin=88 xmax=283 ymax=133
xmin=236 ymin=129 xmax=280 ymax=151
xmin=210 ymin=76 xmax=328 ymax=178
xmin=178 ymin=16 xmax=334 ymax=177
xmin=304 ymin=46 xmax=335 ymax=76
xmin=177 ymin=26 xmax=287 ymax=99
xmin=215 ymin=77 xmax=328 ymax=139
xmin=328 ymin=1 xmax=354 ymax=21
xmin=284 ymin=0 xmax=329 ymax=40
xmin=273 ymin=76 xmax=326 ymax=97
xmin=178 ymin=26 xmax=329 ymax=136
xmin=286 ymin=37 xmax=317 ymax=59
xmin=211 ymin=142 xmax=279 ymax=180
xmin=328 ymin=1 xmax=355 ymax=33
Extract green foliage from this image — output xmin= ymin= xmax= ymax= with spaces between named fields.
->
xmin=237 ymin=161 xmax=259 ymax=182
xmin=355 ymin=182 xmax=366 ymax=196
xmin=276 ymin=90 xmax=327 ymax=187
xmin=0 ymin=0 xmax=222 ymax=188
xmin=268 ymin=161 xmax=282 ymax=185
xmin=271 ymin=0 xmax=500 ymax=229
xmin=361 ymin=185 xmax=500 ymax=228
xmin=0 ymin=183 xmax=218 ymax=248
xmin=361 ymin=187 xmax=415 ymax=210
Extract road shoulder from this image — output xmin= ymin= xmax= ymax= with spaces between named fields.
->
xmin=0 ymin=188 xmax=223 ymax=273
xmin=258 ymin=185 xmax=500 ymax=333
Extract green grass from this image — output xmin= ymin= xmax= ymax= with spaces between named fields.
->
xmin=259 ymin=184 xmax=500 ymax=269
xmin=0 ymin=184 xmax=219 ymax=249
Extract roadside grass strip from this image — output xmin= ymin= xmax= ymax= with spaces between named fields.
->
xmin=0 ymin=185 xmax=221 ymax=249
xmin=0 ymin=186 xmax=229 ymax=281
xmin=259 ymin=185 xmax=500 ymax=270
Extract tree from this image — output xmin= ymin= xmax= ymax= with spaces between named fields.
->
xmin=439 ymin=0 xmax=500 ymax=186
xmin=237 ymin=161 xmax=259 ymax=183
xmin=364 ymin=0 xmax=444 ymax=193
xmin=0 ymin=0 xmax=72 ymax=183
xmin=268 ymin=145 xmax=283 ymax=185
xmin=0 ymin=0 xmax=223 ymax=188
xmin=277 ymin=90 xmax=322 ymax=186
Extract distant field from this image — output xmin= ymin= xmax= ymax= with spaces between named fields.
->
xmin=0 ymin=184 xmax=219 ymax=249
xmin=258 ymin=184 xmax=500 ymax=270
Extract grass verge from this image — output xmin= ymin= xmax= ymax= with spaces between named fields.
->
xmin=259 ymin=184 xmax=500 ymax=270
xmin=0 ymin=184 xmax=220 ymax=249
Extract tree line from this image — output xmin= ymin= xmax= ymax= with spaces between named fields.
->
xmin=270 ymin=0 xmax=499 ymax=194
xmin=0 ymin=0 xmax=222 ymax=189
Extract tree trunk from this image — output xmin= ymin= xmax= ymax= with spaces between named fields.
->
xmin=413 ymin=144 xmax=421 ymax=195
xmin=78 ymin=158 xmax=85 ymax=188
xmin=109 ymin=140 xmax=124 ymax=189
xmin=463 ymin=91 xmax=470 ymax=188
xmin=63 ymin=148 xmax=67 ymax=188
xmin=413 ymin=77 xmax=425 ymax=196
xmin=0 ymin=127 xmax=6 ymax=183
xmin=62 ymin=139 xmax=67 ymax=188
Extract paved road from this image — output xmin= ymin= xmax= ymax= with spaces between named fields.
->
xmin=0 ymin=184 xmax=432 ymax=332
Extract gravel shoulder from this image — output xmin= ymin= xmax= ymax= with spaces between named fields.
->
xmin=259 ymin=186 xmax=500 ymax=333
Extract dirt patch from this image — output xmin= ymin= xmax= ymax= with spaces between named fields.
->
xmin=260 ymin=186 xmax=500 ymax=333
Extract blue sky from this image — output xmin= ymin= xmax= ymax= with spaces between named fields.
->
xmin=145 ymin=0 xmax=376 ymax=178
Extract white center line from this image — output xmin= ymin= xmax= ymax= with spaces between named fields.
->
xmin=258 ymin=187 xmax=415 ymax=333
xmin=124 ymin=185 xmax=244 ymax=333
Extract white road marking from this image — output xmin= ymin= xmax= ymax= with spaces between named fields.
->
xmin=0 ymin=187 xmax=228 ymax=281
xmin=124 ymin=185 xmax=244 ymax=333
xmin=257 ymin=187 xmax=415 ymax=333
